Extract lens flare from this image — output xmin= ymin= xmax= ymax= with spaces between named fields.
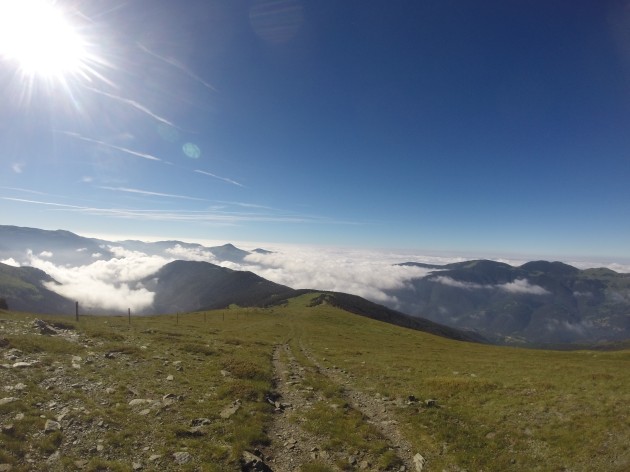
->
xmin=0 ymin=0 xmax=89 ymax=80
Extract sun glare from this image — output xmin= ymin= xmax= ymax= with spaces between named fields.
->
xmin=0 ymin=0 xmax=89 ymax=80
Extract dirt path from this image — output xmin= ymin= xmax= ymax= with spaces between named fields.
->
xmin=260 ymin=342 xmax=421 ymax=472
xmin=260 ymin=343 xmax=340 ymax=471
xmin=298 ymin=342 xmax=418 ymax=471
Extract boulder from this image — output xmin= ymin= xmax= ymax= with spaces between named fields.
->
xmin=44 ymin=419 xmax=62 ymax=433
xmin=413 ymin=453 xmax=426 ymax=472
xmin=33 ymin=319 xmax=58 ymax=336
xmin=172 ymin=452 xmax=191 ymax=465
xmin=241 ymin=451 xmax=273 ymax=472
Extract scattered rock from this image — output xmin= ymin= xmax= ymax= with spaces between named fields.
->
xmin=44 ymin=419 xmax=62 ymax=433
xmin=1 ymin=424 xmax=15 ymax=434
xmin=413 ymin=453 xmax=426 ymax=472
xmin=241 ymin=450 xmax=273 ymax=472
xmin=129 ymin=399 xmax=153 ymax=407
xmin=33 ymin=319 xmax=58 ymax=335
xmin=424 ymin=399 xmax=438 ymax=408
xmin=172 ymin=451 xmax=191 ymax=465
xmin=148 ymin=454 xmax=162 ymax=462
xmin=0 ymin=464 xmax=13 ymax=471
xmin=166 ymin=375 xmax=174 ymax=381
xmin=132 ymin=462 xmax=143 ymax=470
xmin=191 ymin=418 xmax=211 ymax=426
xmin=0 ymin=397 xmax=18 ymax=406
xmin=220 ymin=399 xmax=241 ymax=419
xmin=12 ymin=362 xmax=34 ymax=369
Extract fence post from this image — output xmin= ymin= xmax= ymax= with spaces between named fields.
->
xmin=75 ymin=301 xmax=79 ymax=321
xmin=128 ymin=308 xmax=131 ymax=324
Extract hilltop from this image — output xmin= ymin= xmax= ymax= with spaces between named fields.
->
xmin=0 ymin=296 xmax=628 ymax=471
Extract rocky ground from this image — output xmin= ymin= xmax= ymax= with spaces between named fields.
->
xmin=1 ymin=315 xmax=428 ymax=472
xmin=251 ymin=342 xmax=426 ymax=472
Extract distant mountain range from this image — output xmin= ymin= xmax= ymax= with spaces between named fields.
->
xmin=0 ymin=257 xmax=483 ymax=344
xmin=0 ymin=224 xmax=257 ymax=266
xmin=386 ymin=260 xmax=630 ymax=345
xmin=1 ymin=225 xmax=629 ymax=346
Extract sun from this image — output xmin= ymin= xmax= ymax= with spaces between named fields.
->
xmin=0 ymin=0 xmax=90 ymax=80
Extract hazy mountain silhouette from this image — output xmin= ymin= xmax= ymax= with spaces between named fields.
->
xmin=388 ymin=260 xmax=630 ymax=344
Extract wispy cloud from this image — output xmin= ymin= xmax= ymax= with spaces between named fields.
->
xmin=499 ymin=279 xmax=549 ymax=295
xmin=83 ymin=86 xmax=177 ymax=127
xmin=0 ymin=187 xmax=50 ymax=196
xmin=136 ymin=42 xmax=217 ymax=92
xmin=60 ymin=131 xmax=162 ymax=161
xmin=217 ymin=200 xmax=276 ymax=210
xmin=433 ymin=276 xmax=485 ymax=290
xmin=98 ymin=186 xmax=206 ymax=201
xmin=2 ymin=197 xmax=88 ymax=209
xmin=432 ymin=275 xmax=549 ymax=295
xmin=11 ymin=163 xmax=23 ymax=174
xmin=1 ymin=197 xmax=320 ymax=225
xmin=195 ymin=169 xmax=244 ymax=187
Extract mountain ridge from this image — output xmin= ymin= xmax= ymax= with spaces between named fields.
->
xmin=1 ymin=225 xmax=629 ymax=346
xmin=388 ymin=259 xmax=630 ymax=344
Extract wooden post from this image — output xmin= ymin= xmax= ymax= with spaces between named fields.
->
xmin=128 ymin=308 xmax=131 ymax=324
xmin=177 ymin=312 xmax=179 ymax=325
xmin=75 ymin=301 xmax=79 ymax=321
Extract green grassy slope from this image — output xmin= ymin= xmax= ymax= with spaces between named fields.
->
xmin=0 ymin=294 xmax=628 ymax=471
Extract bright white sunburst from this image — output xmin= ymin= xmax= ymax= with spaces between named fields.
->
xmin=0 ymin=0 xmax=90 ymax=80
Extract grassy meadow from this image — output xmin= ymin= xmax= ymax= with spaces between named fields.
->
xmin=0 ymin=293 xmax=628 ymax=471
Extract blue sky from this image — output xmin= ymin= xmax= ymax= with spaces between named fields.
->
xmin=1 ymin=0 xmax=629 ymax=261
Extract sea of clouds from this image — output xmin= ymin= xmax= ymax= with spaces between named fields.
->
xmin=2 ymin=241 xmax=629 ymax=313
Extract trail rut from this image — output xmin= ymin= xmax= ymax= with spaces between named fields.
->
xmin=260 ymin=342 xmax=418 ymax=471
